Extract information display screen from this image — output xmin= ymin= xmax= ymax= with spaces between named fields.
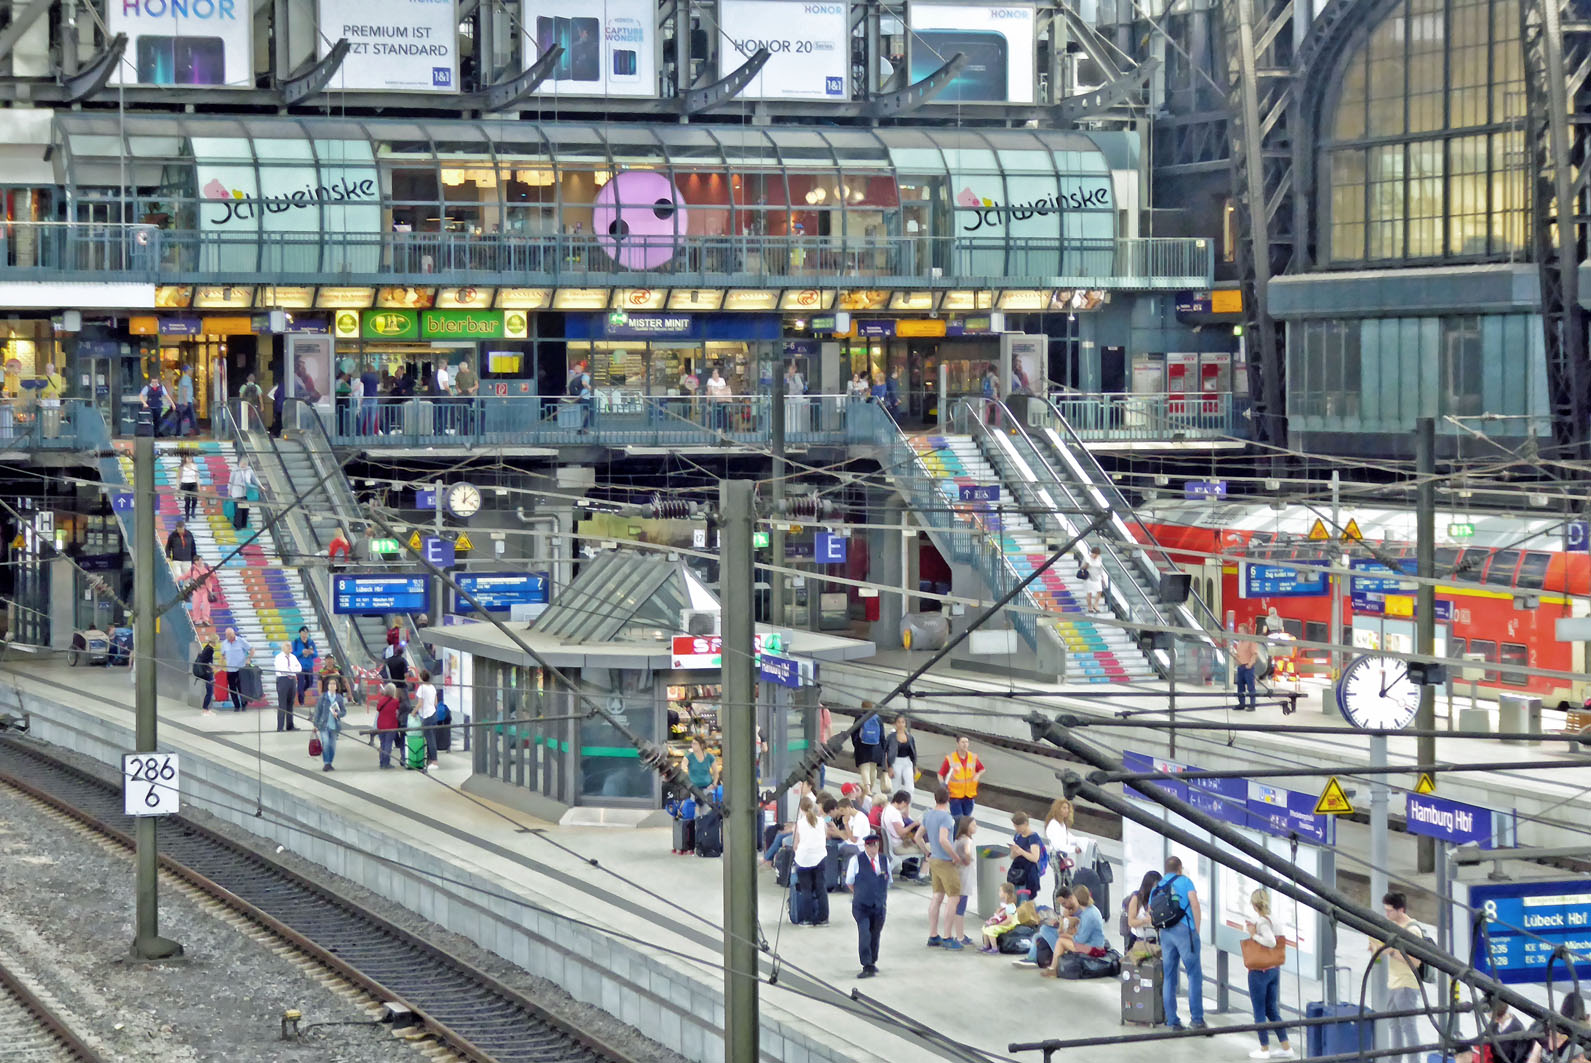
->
xmin=453 ymin=572 xmax=550 ymax=613
xmin=334 ymin=574 xmax=430 ymax=614
xmin=1469 ymin=881 xmax=1591 ymax=985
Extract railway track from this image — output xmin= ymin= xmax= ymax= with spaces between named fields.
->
xmin=0 ymin=955 xmax=103 ymax=1063
xmin=0 ymin=738 xmax=645 ymax=1063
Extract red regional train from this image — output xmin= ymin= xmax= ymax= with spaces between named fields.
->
xmin=1131 ymin=502 xmax=1591 ymax=709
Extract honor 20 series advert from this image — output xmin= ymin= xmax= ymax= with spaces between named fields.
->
xmin=111 ymin=0 xmax=252 ymax=87
xmin=522 ymin=0 xmax=657 ymax=98
xmin=908 ymin=2 xmax=1036 ymax=104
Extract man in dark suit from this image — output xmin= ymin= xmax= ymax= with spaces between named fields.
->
xmin=849 ymin=832 xmax=890 ymax=978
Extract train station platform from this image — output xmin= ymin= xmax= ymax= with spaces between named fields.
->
xmin=0 ymin=654 xmax=1387 ymax=1063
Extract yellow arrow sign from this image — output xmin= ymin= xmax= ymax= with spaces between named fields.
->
xmin=407 ymin=529 xmax=423 ymax=551
xmin=1414 ymin=772 xmax=1437 ymax=795
xmin=1307 ymin=519 xmax=1330 ymax=541
xmin=454 ymin=531 xmax=474 ymax=553
xmin=1315 ymin=775 xmax=1356 ymax=816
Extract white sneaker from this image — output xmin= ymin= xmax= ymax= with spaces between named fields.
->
xmin=1011 ymin=959 xmax=1037 ymax=968
xmin=1269 ymin=1048 xmax=1294 ymax=1059
xmin=1249 ymin=1051 xmax=1272 ymax=1060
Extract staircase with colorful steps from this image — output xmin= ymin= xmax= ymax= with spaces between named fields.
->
xmin=112 ymin=441 xmax=329 ymax=682
xmin=906 ymin=433 xmax=1156 ymax=683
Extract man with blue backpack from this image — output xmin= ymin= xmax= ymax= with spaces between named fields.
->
xmin=852 ymin=707 xmax=887 ymax=799
xmin=1150 ymin=856 xmax=1207 ymax=1032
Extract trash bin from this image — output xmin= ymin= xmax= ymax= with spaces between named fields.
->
xmin=1498 ymin=693 xmax=1542 ymax=746
xmin=976 ymin=843 xmax=1011 ymax=921
xmin=39 ymin=402 xmax=62 ymax=439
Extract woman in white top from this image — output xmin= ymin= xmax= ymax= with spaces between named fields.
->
xmin=790 ymin=796 xmax=830 ymax=926
xmin=1082 ymin=545 xmax=1107 ymax=613
xmin=1041 ymin=796 xmax=1086 ymax=902
xmin=1244 ymin=889 xmax=1293 ymax=1059
xmin=178 ymin=454 xmax=200 ymax=522
xmin=705 ymin=368 xmax=732 ymax=431
xmin=229 ymin=457 xmax=256 ymax=531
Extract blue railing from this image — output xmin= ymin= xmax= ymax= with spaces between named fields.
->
xmin=0 ymin=399 xmax=109 ymax=452
xmin=0 ymin=222 xmax=1214 ymax=289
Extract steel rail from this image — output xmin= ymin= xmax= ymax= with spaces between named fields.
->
xmin=0 ymin=738 xmax=642 ymax=1063
xmin=0 ymin=956 xmax=105 ymax=1062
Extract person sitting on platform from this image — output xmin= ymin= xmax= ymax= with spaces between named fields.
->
xmin=1041 ymin=884 xmax=1110 ymax=978
xmin=979 ymin=882 xmax=1021 ymax=953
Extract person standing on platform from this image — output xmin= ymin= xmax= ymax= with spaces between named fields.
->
xmin=853 ymin=705 xmax=885 ymax=798
xmin=848 ymin=832 xmax=890 ymax=978
xmin=884 ymin=715 xmax=918 ymax=795
xmin=292 ymin=625 xmax=318 ymax=706
xmin=312 ymin=675 xmax=347 ymax=772
xmin=193 ymin=637 xmax=216 ymax=716
xmin=1158 ymin=856 xmax=1206 ymax=1032
xmin=1234 ymin=623 xmax=1262 ymax=712
xmin=416 ymin=668 xmax=439 ymax=765
xmin=375 ymin=682 xmax=402 ymax=769
xmin=938 ymin=735 xmax=985 ymax=817
xmin=220 ymin=627 xmax=251 ymax=711
xmin=922 ymin=786 xmax=962 ymax=950
xmin=1370 ymin=891 xmax=1427 ymax=1063
xmin=273 ymin=642 xmax=301 ymax=731
xmin=790 ymin=796 xmax=830 ymax=927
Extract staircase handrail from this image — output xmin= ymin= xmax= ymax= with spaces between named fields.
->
xmin=217 ymin=403 xmax=364 ymax=699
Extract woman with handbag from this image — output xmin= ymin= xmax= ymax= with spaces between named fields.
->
xmin=311 ymin=676 xmax=348 ymax=772
xmin=1242 ymin=889 xmax=1293 ymax=1060
xmin=187 ymin=558 xmax=215 ymax=633
xmin=1042 ymin=797 xmax=1085 ymax=902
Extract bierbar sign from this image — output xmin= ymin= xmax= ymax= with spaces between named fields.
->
xmin=340 ymin=309 xmax=530 ymax=340
xmin=671 ymin=632 xmax=783 ymax=669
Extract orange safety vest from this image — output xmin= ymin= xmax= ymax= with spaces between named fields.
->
xmin=944 ymin=753 xmax=980 ymax=799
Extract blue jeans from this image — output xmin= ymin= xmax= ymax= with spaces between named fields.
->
xmin=1024 ymin=923 xmax=1060 ymax=962
xmin=1236 ymin=665 xmax=1256 ymax=711
xmin=378 ymin=730 xmax=396 ymax=767
xmin=319 ymin=728 xmax=337 ymax=766
xmin=1161 ymin=921 xmax=1204 ymax=1025
xmin=1249 ymin=966 xmax=1283 ymax=1046
xmin=949 ymin=797 xmax=975 ymax=818
xmin=765 ymin=831 xmax=792 ymax=862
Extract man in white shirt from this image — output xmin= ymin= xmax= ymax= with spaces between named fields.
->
xmin=272 ymin=641 xmax=302 ymax=732
xmin=415 ymin=668 xmax=439 ymax=766
xmin=881 ymin=790 xmax=925 ymax=882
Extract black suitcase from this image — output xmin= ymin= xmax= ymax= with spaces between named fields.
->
xmin=695 ymin=810 xmax=723 ymax=857
xmin=434 ymin=722 xmax=453 ymax=752
xmin=235 ymin=665 xmax=263 ymax=702
xmin=775 ymin=846 xmax=794 ymax=887
xmin=672 ymin=815 xmax=696 ymax=854
xmin=1121 ymin=955 xmax=1165 ymax=1026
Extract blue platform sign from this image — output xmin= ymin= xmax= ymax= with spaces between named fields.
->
xmin=1124 ymin=750 xmax=1332 ymax=845
xmin=1470 ymin=880 xmax=1591 ymax=985
xmin=111 ymin=491 xmax=134 ymax=514
xmin=1186 ymin=480 xmax=1227 ymax=500
xmin=334 ymin=574 xmax=430 ymax=614
xmin=422 ymin=536 xmax=455 ymax=568
xmin=1242 ymin=561 xmax=1330 ymax=599
xmin=815 ymin=532 xmax=848 ymax=565
xmin=959 ymin=484 xmax=1000 ymax=503
xmin=1569 ymin=521 xmax=1590 ymax=552
xmin=416 ymin=488 xmax=437 ymax=509
xmin=759 ymin=654 xmax=803 ymax=688
xmin=1350 ymin=558 xmax=1417 ymax=595
xmin=1405 ymin=794 xmax=1496 ymax=847
xmin=453 ymin=572 xmax=550 ymax=613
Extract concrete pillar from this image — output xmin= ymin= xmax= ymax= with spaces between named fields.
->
xmin=871 ymin=492 xmax=904 ymax=649
xmin=49 ymin=556 xmax=76 ymax=650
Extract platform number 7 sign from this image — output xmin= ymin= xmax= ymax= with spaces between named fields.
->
xmin=122 ymin=753 xmax=180 ymax=816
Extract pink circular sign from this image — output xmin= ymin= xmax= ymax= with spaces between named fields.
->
xmin=592 ymin=171 xmax=690 ymax=270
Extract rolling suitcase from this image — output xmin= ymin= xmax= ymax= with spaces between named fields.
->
xmin=789 ymin=880 xmax=815 ymax=925
xmin=235 ymin=665 xmax=263 ymax=703
xmin=1306 ymin=965 xmax=1374 ymax=1058
xmin=1121 ymin=955 xmax=1165 ymax=1027
xmin=774 ymin=845 xmax=794 ymax=887
xmin=694 ymin=809 xmax=724 ymax=857
xmin=672 ymin=814 xmax=695 ymax=855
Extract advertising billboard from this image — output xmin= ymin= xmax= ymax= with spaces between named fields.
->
xmin=522 ymin=0 xmax=656 ymax=98
xmin=907 ymin=2 xmax=1035 ymax=104
xmin=110 ymin=0 xmax=253 ymax=87
xmin=318 ymin=0 xmax=459 ymax=92
xmin=717 ymin=1 xmax=849 ymax=101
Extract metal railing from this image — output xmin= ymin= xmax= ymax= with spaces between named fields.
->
xmin=0 ymin=399 xmax=104 ymax=451
xmin=1034 ymin=396 xmax=1231 ymax=682
xmin=1047 ymin=390 xmax=1249 ymax=442
xmin=0 ymin=222 xmax=1214 ymax=288
xmin=319 ymin=392 xmax=874 ymax=449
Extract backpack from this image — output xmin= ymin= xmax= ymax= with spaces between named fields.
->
xmin=1148 ymin=874 xmax=1189 ymax=929
xmin=567 ymin=374 xmax=585 ymax=397
xmin=434 ymin=699 xmax=451 ymax=725
xmin=858 ymin=714 xmax=882 ymax=745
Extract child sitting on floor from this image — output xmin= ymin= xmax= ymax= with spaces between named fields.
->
xmin=979 ymin=882 xmax=1021 ymax=953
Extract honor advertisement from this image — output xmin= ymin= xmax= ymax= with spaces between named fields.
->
xmin=110 ymin=0 xmax=252 ymax=87
xmin=907 ymin=2 xmax=1036 ymax=104
xmin=521 ymin=0 xmax=657 ymax=98
xmin=717 ymin=1 xmax=849 ymax=101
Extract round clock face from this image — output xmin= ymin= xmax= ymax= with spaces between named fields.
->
xmin=1337 ymin=654 xmax=1420 ymax=731
xmin=446 ymin=482 xmax=482 ymax=519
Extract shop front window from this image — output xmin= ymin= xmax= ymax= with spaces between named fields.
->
xmin=578 ymin=668 xmax=656 ymax=803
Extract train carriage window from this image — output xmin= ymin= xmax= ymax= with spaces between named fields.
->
xmin=1281 ymin=618 xmax=1303 ymax=639
xmin=1467 ymin=638 xmax=1498 ymax=681
xmin=1499 ymin=643 xmax=1529 ymax=687
xmin=1515 ymin=552 xmax=1551 ymax=590
xmin=1484 ymin=549 xmax=1521 ymax=586
xmin=1435 ymin=546 xmax=1461 ymax=574
xmin=1451 ymin=549 xmax=1480 ymax=577
xmin=1305 ymin=621 xmax=1329 ymax=652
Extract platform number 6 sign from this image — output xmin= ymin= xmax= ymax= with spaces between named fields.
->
xmin=122 ymin=753 xmax=180 ymax=817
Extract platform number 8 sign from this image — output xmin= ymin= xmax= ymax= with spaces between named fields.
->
xmin=122 ymin=752 xmax=180 ymax=817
